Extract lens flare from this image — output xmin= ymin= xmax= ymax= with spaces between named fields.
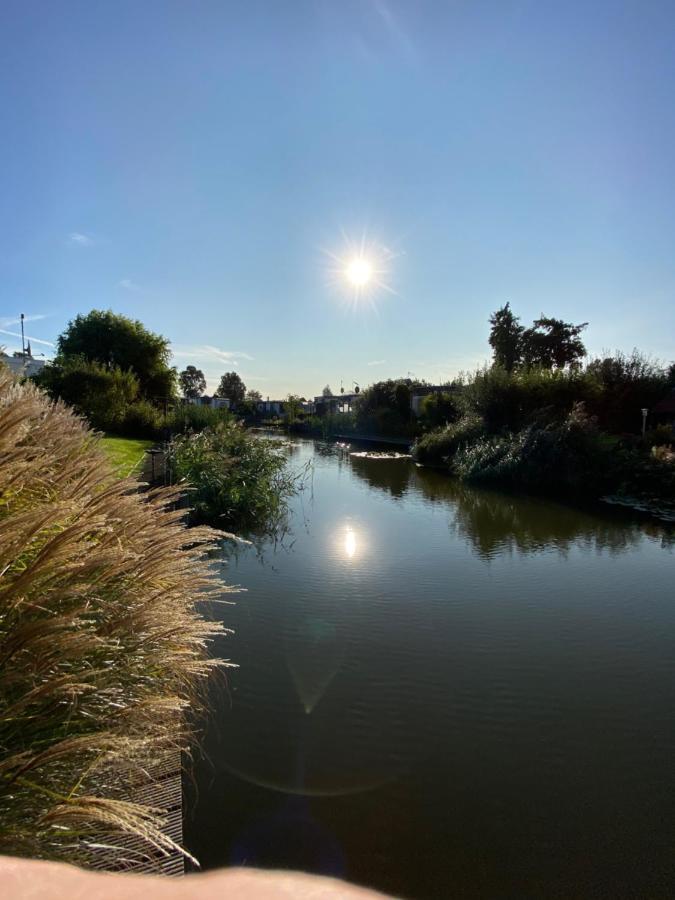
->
xmin=322 ymin=231 xmax=399 ymax=310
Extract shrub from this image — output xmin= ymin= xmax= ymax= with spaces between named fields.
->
xmin=644 ymin=424 xmax=674 ymax=448
xmin=118 ymin=399 xmax=165 ymax=439
xmin=652 ymin=444 xmax=675 ymax=463
xmin=353 ymin=379 xmax=417 ymax=437
xmin=454 ymin=404 xmax=616 ymax=494
xmin=33 ymin=356 xmax=140 ymax=432
xmin=614 ymin=445 xmax=675 ymax=502
xmin=412 ymin=415 xmax=485 ymax=465
xmin=167 ymin=403 xmax=232 ymax=435
xmin=167 ymin=421 xmax=301 ymax=530
xmin=418 ymin=391 xmax=461 ymax=430
xmin=460 ymin=364 xmax=598 ymax=433
xmin=0 ymin=370 xmax=228 ymax=864
xmin=586 ymin=351 xmax=670 ymax=434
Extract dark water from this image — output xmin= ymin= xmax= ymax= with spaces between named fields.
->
xmin=184 ymin=438 xmax=675 ymax=899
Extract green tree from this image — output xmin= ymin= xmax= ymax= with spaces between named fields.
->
xmin=284 ymin=394 xmax=302 ymax=425
xmin=353 ymin=379 xmax=418 ymax=436
xmin=488 ymin=303 xmax=523 ymax=372
xmin=57 ymin=309 xmax=176 ymax=400
xmin=179 ymin=365 xmax=206 ymax=399
xmin=33 ymin=356 xmax=140 ymax=432
xmin=322 ymin=384 xmax=333 ymax=397
xmin=586 ymin=351 xmax=670 ymax=433
xmin=246 ymin=388 xmax=262 ymax=403
xmin=216 ymin=371 xmax=246 ymax=404
xmin=419 ymin=391 xmax=461 ymax=429
xmin=522 ymin=316 xmax=588 ymax=369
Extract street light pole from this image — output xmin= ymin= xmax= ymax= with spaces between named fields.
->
xmin=641 ymin=408 xmax=648 ymax=437
xmin=20 ymin=313 xmax=26 ymax=359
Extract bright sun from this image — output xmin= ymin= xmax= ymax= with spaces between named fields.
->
xmin=345 ymin=257 xmax=373 ymax=288
xmin=322 ymin=233 xmax=397 ymax=308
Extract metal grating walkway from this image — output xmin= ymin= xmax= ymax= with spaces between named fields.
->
xmin=85 ymin=753 xmax=185 ymax=876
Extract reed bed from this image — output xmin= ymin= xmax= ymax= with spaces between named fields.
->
xmin=0 ymin=369 xmax=231 ymax=864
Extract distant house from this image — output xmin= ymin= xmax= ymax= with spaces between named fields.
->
xmin=256 ymin=399 xmax=285 ymax=416
xmin=185 ymin=395 xmax=230 ymax=410
xmin=410 ymin=385 xmax=460 ymax=416
xmin=0 ymin=345 xmax=46 ymax=379
xmin=313 ymin=392 xmax=358 ymax=414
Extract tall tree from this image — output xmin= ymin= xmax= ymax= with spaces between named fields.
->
xmin=488 ymin=303 xmax=523 ymax=372
xmin=216 ymin=371 xmax=246 ymax=403
xmin=322 ymin=384 xmax=333 ymax=397
xmin=284 ymin=394 xmax=302 ymax=424
xmin=522 ymin=316 xmax=588 ymax=369
xmin=179 ymin=365 xmax=206 ymax=399
xmin=57 ymin=309 xmax=176 ymax=399
xmin=246 ymin=389 xmax=262 ymax=402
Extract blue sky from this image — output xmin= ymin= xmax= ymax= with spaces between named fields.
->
xmin=1 ymin=0 xmax=674 ymax=397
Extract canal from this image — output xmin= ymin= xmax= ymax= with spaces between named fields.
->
xmin=185 ymin=437 xmax=675 ymax=899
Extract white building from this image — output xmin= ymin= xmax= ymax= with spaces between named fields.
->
xmin=186 ymin=395 xmax=231 ymax=410
xmin=256 ymin=399 xmax=285 ymax=416
xmin=0 ymin=347 xmax=46 ymax=379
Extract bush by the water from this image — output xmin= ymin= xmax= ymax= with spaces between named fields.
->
xmin=414 ymin=353 xmax=674 ymax=505
xmin=453 ymin=404 xmax=616 ymax=494
xmin=418 ymin=391 xmax=461 ymax=430
xmin=459 ymin=364 xmax=599 ymax=433
xmin=0 ymin=370 xmax=228 ymax=863
xmin=168 ymin=422 xmax=301 ymax=530
xmin=413 ymin=415 xmax=485 ymax=465
xmin=352 ymin=379 xmax=418 ymax=438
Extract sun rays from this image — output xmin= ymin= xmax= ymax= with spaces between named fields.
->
xmin=322 ymin=231 xmax=399 ymax=311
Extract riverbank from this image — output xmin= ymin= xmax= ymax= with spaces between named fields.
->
xmin=411 ymin=407 xmax=675 ymax=522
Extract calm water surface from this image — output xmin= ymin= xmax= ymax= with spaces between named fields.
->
xmin=185 ymin=438 xmax=675 ymax=899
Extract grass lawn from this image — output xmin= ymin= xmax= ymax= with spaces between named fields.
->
xmin=100 ymin=435 xmax=154 ymax=477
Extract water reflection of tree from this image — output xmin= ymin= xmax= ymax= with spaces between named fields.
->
xmin=449 ymin=487 xmax=647 ymax=559
xmin=349 ymin=458 xmax=661 ymax=559
xmin=348 ymin=455 xmax=411 ymax=499
xmin=410 ymin=466 xmax=649 ymax=558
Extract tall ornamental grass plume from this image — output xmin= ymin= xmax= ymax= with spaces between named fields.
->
xmin=0 ymin=369 xmax=231 ymax=864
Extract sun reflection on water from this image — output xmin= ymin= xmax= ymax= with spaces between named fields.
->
xmin=344 ymin=527 xmax=357 ymax=559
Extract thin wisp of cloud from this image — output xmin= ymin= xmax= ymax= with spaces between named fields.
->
xmin=68 ymin=232 xmax=94 ymax=246
xmin=119 ymin=278 xmax=141 ymax=292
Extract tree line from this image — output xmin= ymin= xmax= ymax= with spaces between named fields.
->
xmin=32 ymin=309 xmax=266 ymax=435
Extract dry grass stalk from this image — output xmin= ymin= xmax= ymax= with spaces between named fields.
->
xmin=0 ymin=369 xmax=233 ymax=863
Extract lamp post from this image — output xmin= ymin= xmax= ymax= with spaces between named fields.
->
xmin=641 ymin=408 xmax=648 ymax=437
xmin=20 ymin=313 xmax=26 ymax=359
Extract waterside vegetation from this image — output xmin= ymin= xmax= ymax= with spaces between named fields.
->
xmin=167 ymin=422 xmax=303 ymax=531
xmin=0 ymin=370 xmax=229 ymax=863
